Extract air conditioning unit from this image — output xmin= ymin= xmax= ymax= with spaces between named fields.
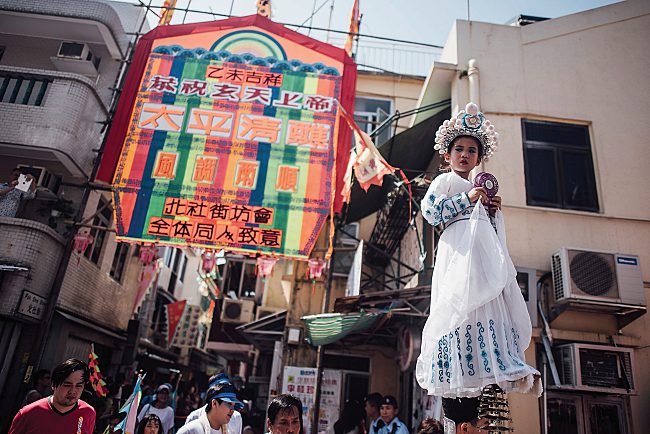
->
xmin=338 ymin=222 xmax=359 ymax=246
xmin=553 ymin=343 xmax=636 ymax=394
xmin=52 ymin=42 xmax=100 ymax=75
xmin=220 ymin=299 xmax=254 ymax=324
xmin=551 ymin=248 xmax=645 ymax=305
xmin=255 ymin=306 xmax=285 ymax=320
xmin=58 ymin=42 xmax=93 ymax=61
xmin=16 ymin=165 xmax=60 ymax=193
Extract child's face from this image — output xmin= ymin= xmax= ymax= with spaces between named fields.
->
xmin=380 ymin=404 xmax=398 ymax=422
xmin=445 ymin=136 xmax=482 ymax=179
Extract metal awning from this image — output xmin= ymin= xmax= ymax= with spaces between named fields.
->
xmin=236 ymin=310 xmax=287 ymax=352
xmin=345 ymin=107 xmax=450 ymax=222
xmin=333 ymin=286 xmax=431 ymax=317
xmin=302 ymin=310 xmax=385 ymax=346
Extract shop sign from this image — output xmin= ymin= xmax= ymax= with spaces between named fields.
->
xmin=18 ymin=290 xmax=47 ymax=320
xmin=282 ymin=366 xmax=342 ymax=434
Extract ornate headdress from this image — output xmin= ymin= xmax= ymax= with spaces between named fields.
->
xmin=434 ymin=102 xmax=499 ymax=160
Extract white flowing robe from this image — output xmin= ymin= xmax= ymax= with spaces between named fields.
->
xmin=416 ymin=171 xmax=542 ymax=397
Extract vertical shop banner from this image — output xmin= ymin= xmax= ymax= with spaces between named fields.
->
xmin=171 ymin=304 xmax=201 ymax=347
xmin=164 ymin=299 xmax=187 ymax=345
xmin=282 ymin=367 xmax=342 ymax=434
xmin=282 ymin=366 xmax=316 ymax=433
xmin=101 ymin=15 xmax=356 ymax=259
xmin=319 ymin=370 xmax=342 ymax=434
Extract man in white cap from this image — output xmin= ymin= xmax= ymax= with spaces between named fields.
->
xmin=184 ymin=373 xmax=243 ymax=434
xmin=178 ymin=381 xmax=244 ymax=434
xmin=137 ymin=383 xmax=175 ymax=434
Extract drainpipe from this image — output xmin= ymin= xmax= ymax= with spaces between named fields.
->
xmin=468 ymin=59 xmax=480 ymax=106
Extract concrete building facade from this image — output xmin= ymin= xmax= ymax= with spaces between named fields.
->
xmin=409 ymin=1 xmax=650 ymax=432
xmin=0 ymin=0 xmax=146 ymax=426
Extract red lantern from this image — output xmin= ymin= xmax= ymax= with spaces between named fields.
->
xmin=201 ymin=251 xmax=217 ymax=274
xmin=139 ymin=244 xmax=158 ymax=265
xmin=307 ymin=258 xmax=327 ymax=280
xmin=257 ymin=256 xmax=278 ymax=278
xmin=73 ymin=231 xmax=94 ymax=263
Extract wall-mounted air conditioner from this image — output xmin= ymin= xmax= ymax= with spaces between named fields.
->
xmin=52 ymin=42 xmax=100 ymax=76
xmin=220 ymin=299 xmax=254 ymax=324
xmin=255 ymin=306 xmax=285 ymax=320
xmin=16 ymin=165 xmax=60 ymax=194
xmin=551 ymin=248 xmax=644 ymax=306
xmin=58 ymin=42 xmax=93 ymax=61
xmin=553 ymin=343 xmax=636 ymax=394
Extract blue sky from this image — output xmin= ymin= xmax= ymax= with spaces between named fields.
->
xmin=140 ymin=0 xmax=622 ymax=46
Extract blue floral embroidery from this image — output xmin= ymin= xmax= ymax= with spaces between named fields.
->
xmin=443 ymin=334 xmax=451 ymax=383
xmin=455 ymin=328 xmax=464 ymax=376
xmin=509 ymin=327 xmax=525 ymax=367
xmin=465 ymin=325 xmax=475 ymax=376
xmin=489 ymin=319 xmax=506 ymax=371
xmin=477 ymin=321 xmax=491 ymax=373
xmin=436 ymin=339 xmax=444 ymax=383
xmin=511 ymin=327 xmax=521 ymax=353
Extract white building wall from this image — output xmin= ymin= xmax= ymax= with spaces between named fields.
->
xmin=420 ymin=1 xmax=650 ymax=432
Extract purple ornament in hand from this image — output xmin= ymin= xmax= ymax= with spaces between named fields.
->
xmin=473 ymin=172 xmax=499 ymax=198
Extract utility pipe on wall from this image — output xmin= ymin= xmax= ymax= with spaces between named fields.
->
xmin=468 ymin=58 xmax=480 ymax=106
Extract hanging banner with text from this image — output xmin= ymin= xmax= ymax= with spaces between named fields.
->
xmin=104 ymin=15 xmax=356 ymax=258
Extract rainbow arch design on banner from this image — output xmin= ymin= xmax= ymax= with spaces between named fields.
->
xmin=210 ymin=30 xmax=287 ymax=61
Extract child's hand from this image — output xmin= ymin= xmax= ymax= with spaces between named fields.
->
xmin=468 ymin=187 xmax=488 ymax=204
xmin=488 ymin=195 xmax=502 ymax=215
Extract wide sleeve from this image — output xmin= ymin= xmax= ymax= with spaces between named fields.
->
xmin=420 ymin=174 xmax=472 ymax=226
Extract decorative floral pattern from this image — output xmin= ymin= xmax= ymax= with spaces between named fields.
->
xmin=433 ymin=102 xmax=499 ymax=160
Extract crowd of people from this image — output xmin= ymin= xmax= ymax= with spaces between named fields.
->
xmin=9 ymin=104 xmax=542 ymax=434
xmin=9 ymin=358 xmax=460 ymax=434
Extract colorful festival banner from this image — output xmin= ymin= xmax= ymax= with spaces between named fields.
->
xmin=88 ymin=347 xmax=109 ymax=398
xmin=100 ymin=15 xmax=356 ymax=259
xmin=111 ymin=374 xmax=143 ymax=434
xmin=165 ymin=300 xmax=187 ymax=345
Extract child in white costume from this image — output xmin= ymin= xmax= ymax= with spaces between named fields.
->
xmin=415 ymin=103 xmax=542 ymax=398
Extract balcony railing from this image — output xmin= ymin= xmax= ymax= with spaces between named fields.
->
xmin=0 ymin=73 xmax=51 ymax=106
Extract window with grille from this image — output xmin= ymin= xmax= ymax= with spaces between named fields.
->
xmin=0 ymin=74 xmax=50 ymax=106
xmin=354 ymin=97 xmax=393 ymax=146
xmin=222 ymin=258 xmax=258 ymax=299
xmin=84 ymin=197 xmax=112 ymax=264
xmin=522 ymin=120 xmax=599 ymax=212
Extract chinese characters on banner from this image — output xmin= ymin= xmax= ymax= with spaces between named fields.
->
xmin=109 ymin=18 xmax=353 ymax=259
xmin=282 ymin=367 xmax=342 ymax=434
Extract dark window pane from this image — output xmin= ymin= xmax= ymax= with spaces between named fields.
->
xmin=522 ymin=120 xmax=598 ymax=212
xmin=561 ymin=151 xmax=598 ymax=210
xmin=548 ymin=398 xmax=579 ymax=434
xmin=180 ymin=255 xmax=187 ymax=281
xmin=91 ymin=230 xmax=106 ymax=263
xmin=525 ymin=147 xmax=559 ymax=205
xmin=589 ymin=403 xmax=622 ymax=434
xmin=110 ymin=243 xmax=129 ymax=282
xmin=241 ymin=262 xmax=257 ymax=298
xmin=525 ymin=120 xmax=589 ymax=148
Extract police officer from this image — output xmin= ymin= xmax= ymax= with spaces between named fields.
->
xmin=369 ymin=395 xmax=409 ymax=434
